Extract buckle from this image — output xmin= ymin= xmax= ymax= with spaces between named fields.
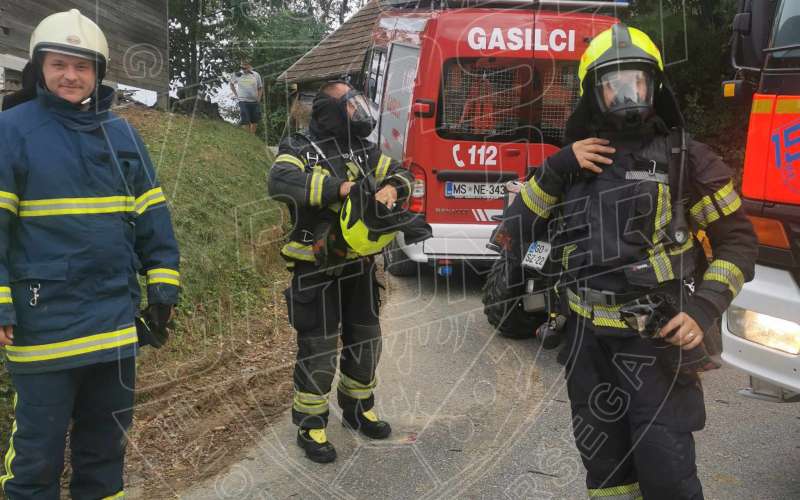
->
xmin=306 ymin=152 xmax=320 ymax=167
xmin=578 ymin=287 xmax=616 ymax=307
xmin=648 ymin=159 xmax=657 ymax=176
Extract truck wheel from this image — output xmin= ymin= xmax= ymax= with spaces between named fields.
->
xmin=383 ymin=240 xmax=418 ymax=277
xmin=481 ymin=253 xmax=544 ymax=339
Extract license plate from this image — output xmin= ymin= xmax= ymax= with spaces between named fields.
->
xmin=522 ymin=241 xmax=551 ymax=271
xmin=444 ymin=181 xmax=505 ymax=199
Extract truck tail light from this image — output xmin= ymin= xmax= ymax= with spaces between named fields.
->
xmin=408 ymin=163 xmax=426 ymax=213
xmin=747 ymin=215 xmax=791 ymax=249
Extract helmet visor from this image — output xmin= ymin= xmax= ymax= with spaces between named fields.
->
xmin=594 ymin=68 xmax=655 ymax=114
xmin=342 ymin=91 xmax=374 ymax=123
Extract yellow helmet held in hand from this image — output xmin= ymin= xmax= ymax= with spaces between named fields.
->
xmin=29 ymin=9 xmax=109 ymax=79
xmin=340 ymin=195 xmax=396 ymax=257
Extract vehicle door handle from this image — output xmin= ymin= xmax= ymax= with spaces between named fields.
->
xmin=505 ymin=149 xmax=521 ymax=157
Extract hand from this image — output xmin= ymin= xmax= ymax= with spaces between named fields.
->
xmin=339 ymin=181 xmax=356 ymax=199
xmin=658 ymin=312 xmax=704 ymax=350
xmin=572 ymin=138 xmax=615 ymax=174
xmin=375 ymin=185 xmax=398 ymax=209
xmin=0 ymin=325 xmax=12 ymax=346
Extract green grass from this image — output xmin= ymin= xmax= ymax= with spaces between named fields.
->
xmin=0 ymin=106 xmax=281 ymax=463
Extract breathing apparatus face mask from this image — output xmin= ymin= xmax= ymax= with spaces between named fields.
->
xmin=593 ymin=67 xmax=656 ymax=129
xmin=340 ymin=90 xmax=376 ymax=138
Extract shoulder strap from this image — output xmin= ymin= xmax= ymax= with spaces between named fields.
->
xmin=667 ymin=127 xmax=691 ymax=245
xmin=666 ymin=128 xmax=687 ymax=202
xmin=291 ymin=131 xmax=327 ymax=169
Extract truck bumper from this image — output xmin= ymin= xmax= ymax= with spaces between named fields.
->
xmin=721 ymin=264 xmax=800 ymax=395
xmin=397 ymin=223 xmax=500 ymax=264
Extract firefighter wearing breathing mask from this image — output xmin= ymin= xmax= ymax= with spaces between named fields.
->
xmin=0 ymin=10 xmax=180 ymax=499
xmin=269 ymin=81 xmax=413 ymax=463
xmin=504 ymin=24 xmax=756 ymax=499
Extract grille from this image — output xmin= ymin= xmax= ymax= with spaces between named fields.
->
xmin=540 ymin=63 xmax=580 ymax=143
xmin=441 ymin=61 xmax=527 ymax=137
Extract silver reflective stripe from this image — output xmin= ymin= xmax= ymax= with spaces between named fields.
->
xmin=7 ymin=329 xmax=137 ymax=359
xmin=21 ymin=201 xmax=131 ymax=212
xmin=0 ymin=194 xmax=18 ymax=210
xmin=134 ymin=191 xmax=165 ymax=212
xmin=625 ymin=171 xmax=669 ymax=183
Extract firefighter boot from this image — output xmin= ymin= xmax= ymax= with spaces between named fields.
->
xmin=342 ymin=409 xmax=392 ymax=439
xmin=297 ymin=428 xmax=337 ymax=463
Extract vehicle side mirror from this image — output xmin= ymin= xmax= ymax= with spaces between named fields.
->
xmin=722 ymin=79 xmax=755 ymax=104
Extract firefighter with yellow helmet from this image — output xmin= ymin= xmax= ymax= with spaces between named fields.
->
xmin=268 ymin=81 xmax=415 ymax=463
xmin=0 ymin=9 xmax=180 ymax=498
xmin=503 ymin=24 xmax=757 ymax=498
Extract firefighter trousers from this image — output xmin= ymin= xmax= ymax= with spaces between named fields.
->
xmin=285 ymin=258 xmax=382 ymax=429
xmin=1 ymin=356 xmax=135 ymax=500
xmin=562 ymin=316 xmax=705 ymax=500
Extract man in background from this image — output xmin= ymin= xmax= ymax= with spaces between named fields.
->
xmin=230 ymin=58 xmax=263 ymax=134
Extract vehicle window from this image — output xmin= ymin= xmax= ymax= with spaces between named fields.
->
xmin=364 ymin=48 xmax=387 ymax=105
xmin=770 ymin=0 xmax=800 ymax=61
xmin=437 ymin=58 xmax=578 ymax=145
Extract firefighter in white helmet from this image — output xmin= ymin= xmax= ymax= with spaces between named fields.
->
xmin=0 ymin=10 xmax=180 ymax=499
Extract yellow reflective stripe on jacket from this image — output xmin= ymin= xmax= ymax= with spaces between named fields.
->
xmin=308 ymin=170 xmax=326 ymax=206
xmin=275 ymin=153 xmax=305 ymax=170
xmin=521 ymin=177 xmax=558 ymax=218
xmin=281 ymin=241 xmax=361 ymax=262
xmin=689 ymin=195 xmax=720 ymax=228
xmin=281 ymin=241 xmax=316 ymax=262
xmin=293 ymin=391 xmax=329 ymax=415
xmin=19 ymin=196 xmax=135 ymax=217
xmin=562 ymin=244 xmax=577 ymax=270
xmin=5 ymin=326 xmax=138 ymax=363
xmin=135 ymin=187 xmax=167 ymax=214
xmin=567 ymin=290 xmax=631 ymax=329
xmin=653 ymin=183 xmax=672 ymax=243
xmin=338 ymin=373 xmax=377 ymax=400
xmin=147 ymin=268 xmax=180 ymax=286
xmin=712 ymin=180 xmax=742 ymax=216
xmin=592 ymin=304 xmax=628 ymax=328
xmin=648 ymin=244 xmax=675 ymax=282
xmin=375 ymin=154 xmax=392 ymax=182
xmin=567 ymin=289 xmax=591 ymax=318
xmin=704 ymin=259 xmax=745 ymax=296
xmin=588 ymin=482 xmax=642 ymax=499
xmin=0 ymin=190 xmax=19 ymax=215
xmin=0 ymin=394 xmax=18 ymax=489
xmin=101 ymin=492 xmax=126 ymax=499
xmin=0 ymin=286 xmax=11 ymax=304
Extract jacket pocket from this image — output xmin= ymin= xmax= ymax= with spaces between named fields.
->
xmin=284 ymin=285 xmax=320 ymax=332
xmin=115 ymin=150 xmax=141 ymax=195
xmin=10 ymin=261 xmax=70 ymax=331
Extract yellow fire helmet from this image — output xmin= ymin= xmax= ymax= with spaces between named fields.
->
xmin=577 ymin=23 xmax=664 ymax=97
xmin=29 ymin=9 xmax=109 ymax=76
xmin=339 ymin=183 xmax=398 ymax=257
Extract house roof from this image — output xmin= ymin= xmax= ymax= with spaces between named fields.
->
xmin=278 ymin=0 xmax=386 ymax=83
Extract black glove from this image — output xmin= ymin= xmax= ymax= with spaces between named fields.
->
xmin=137 ymin=303 xmax=173 ymax=348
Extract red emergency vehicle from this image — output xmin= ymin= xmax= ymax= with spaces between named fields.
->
xmin=355 ymin=0 xmax=625 ymax=276
xmin=723 ymin=0 xmax=800 ymax=401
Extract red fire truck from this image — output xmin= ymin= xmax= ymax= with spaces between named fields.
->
xmin=723 ymin=0 xmax=800 ymax=401
xmin=357 ymin=0 xmax=625 ymax=277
